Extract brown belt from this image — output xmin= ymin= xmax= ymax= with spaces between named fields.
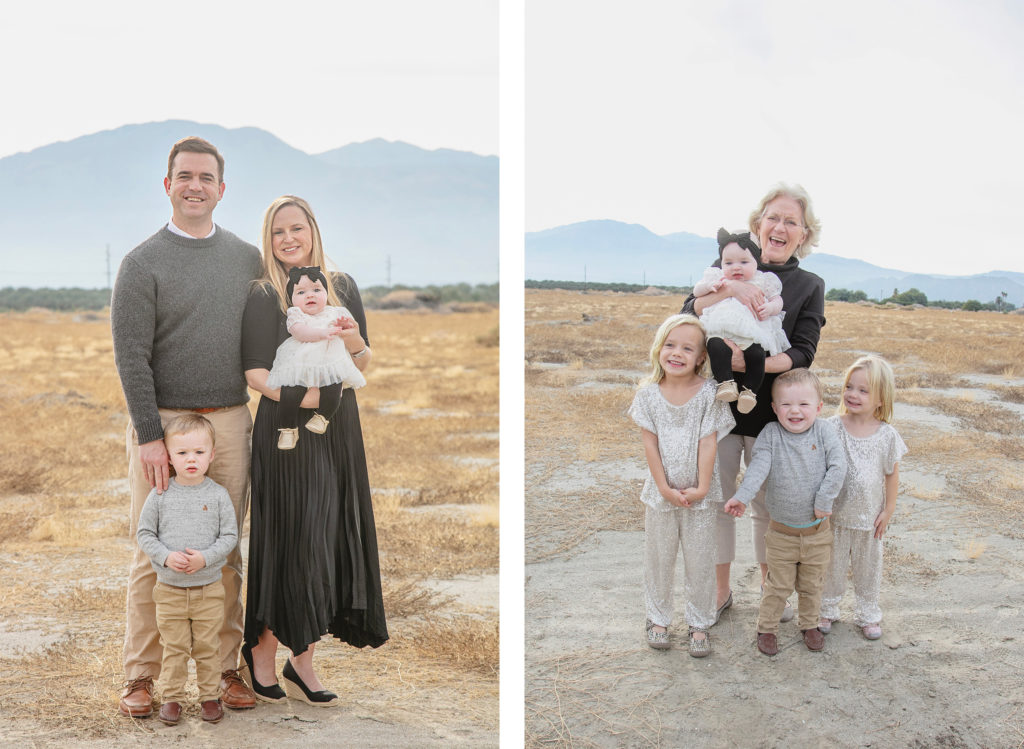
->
xmin=190 ymin=407 xmax=222 ymax=414
xmin=769 ymin=516 xmax=831 ymax=536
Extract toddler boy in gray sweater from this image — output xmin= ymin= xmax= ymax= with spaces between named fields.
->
xmin=724 ymin=368 xmax=846 ymax=656
xmin=136 ymin=414 xmax=238 ymax=724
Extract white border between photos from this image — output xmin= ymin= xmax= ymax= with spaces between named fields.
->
xmin=498 ymin=0 xmax=525 ymax=746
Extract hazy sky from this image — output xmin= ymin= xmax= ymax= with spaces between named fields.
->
xmin=526 ymin=0 xmax=1024 ymax=275
xmin=2 ymin=0 xmax=497 ymax=159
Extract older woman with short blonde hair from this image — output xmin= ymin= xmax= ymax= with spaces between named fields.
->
xmin=682 ymin=182 xmax=826 ymax=623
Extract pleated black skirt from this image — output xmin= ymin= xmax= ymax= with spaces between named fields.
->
xmin=244 ymin=387 xmax=388 ymax=654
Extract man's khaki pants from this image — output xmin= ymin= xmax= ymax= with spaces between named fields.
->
xmin=123 ymin=405 xmax=251 ymax=680
xmin=153 ymin=580 xmax=224 ymax=702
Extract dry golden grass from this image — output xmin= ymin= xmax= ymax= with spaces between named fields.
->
xmin=0 ymin=305 xmax=498 ymax=738
xmin=525 ymin=290 xmax=1024 ymax=560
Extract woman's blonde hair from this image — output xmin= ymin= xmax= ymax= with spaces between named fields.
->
xmin=640 ymin=314 xmax=708 ymax=386
xmin=256 ymin=195 xmax=347 ymax=314
xmin=748 ymin=182 xmax=821 ymax=260
xmin=837 ymin=355 xmax=896 ymax=423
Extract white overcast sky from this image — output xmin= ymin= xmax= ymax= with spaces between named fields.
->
xmin=1 ymin=0 xmax=497 ymax=159
xmin=526 ymin=0 xmax=1024 ymax=275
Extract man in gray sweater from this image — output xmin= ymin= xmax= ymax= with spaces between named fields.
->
xmin=111 ymin=136 xmax=260 ymax=717
xmin=137 ymin=414 xmax=238 ymax=725
xmin=724 ymin=368 xmax=847 ymax=656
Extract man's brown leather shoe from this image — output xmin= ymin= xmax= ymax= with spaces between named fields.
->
xmin=158 ymin=701 xmax=182 ymax=725
xmin=201 ymin=699 xmax=224 ymax=723
xmin=220 ymin=669 xmax=256 ymax=709
xmin=118 ymin=675 xmax=154 ymax=717
xmin=756 ymin=632 xmax=778 ymax=656
xmin=803 ymin=628 xmax=825 ymax=651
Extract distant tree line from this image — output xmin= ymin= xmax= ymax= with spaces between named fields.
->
xmin=0 ymin=287 xmax=111 ymax=311
xmin=826 ymin=287 xmax=1017 ymax=312
xmin=526 ymin=279 xmax=691 ymax=294
xmin=361 ymin=282 xmax=498 ymax=305
xmin=0 ymin=284 xmax=498 ymax=312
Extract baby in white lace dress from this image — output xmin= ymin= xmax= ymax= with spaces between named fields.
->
xmin=266 ymin=266 xmax=365 ymax=449
xmin=693 ymin=228 xmax=789 ymax=414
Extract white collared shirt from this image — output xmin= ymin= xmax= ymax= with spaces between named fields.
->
xmin=167 ymin=218 xmax=216 ymax=239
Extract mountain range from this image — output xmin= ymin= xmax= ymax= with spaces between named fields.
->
xmin=526 ymin=220 xmax=1024 ymax=306
xmin=0 ymin=121 xmax=497 ymax=288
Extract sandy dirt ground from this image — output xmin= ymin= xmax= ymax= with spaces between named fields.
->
xmin=525 ymin=291 xmax=1024 ymax=748
xmin=0 ymin=308 xmax=499 ymax=748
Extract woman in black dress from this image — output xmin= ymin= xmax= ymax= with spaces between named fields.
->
xmin=240 ymin=195 xmax=388 ymax=706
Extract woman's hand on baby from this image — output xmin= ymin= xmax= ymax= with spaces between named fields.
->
xmin=725 ymin=278 xmax=765 ymax=315
xmin=723 ymin=498 xmax=745 ymax=517
xmin=725 ymin=338 xmax=746 ymax=372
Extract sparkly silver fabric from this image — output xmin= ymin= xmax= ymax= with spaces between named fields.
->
xmin=820 ymin=416 xmax=907 ymax=626
xmin=630 ymin=379 xmax=734 ymax=631
xmin=825 ymin=416 xmax=907 ymax=531
xmin=644 ymin=504 xmax=718 ymax=630
xmin=629 ymin=380 xmax=736 ymax=512
xmin=821 ymin=525 xmax=883 ymax=625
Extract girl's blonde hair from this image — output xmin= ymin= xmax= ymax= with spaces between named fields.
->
xmin=256 ymin=195 xmax=348 ymax=314
xmin=838 ymin=355 xmax=896 ymax=423
xmin=640 ymin=314 xmax=708 ymax=386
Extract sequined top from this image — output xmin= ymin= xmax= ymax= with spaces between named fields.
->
xmin=629 ymin=379 xmax=735 ymax=512
xmin=826 ymin=415 xmax=908 ymax=531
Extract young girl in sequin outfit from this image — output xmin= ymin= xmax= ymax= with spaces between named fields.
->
xmin=628 ymin=314 xmax=735 ymax=657
xmin=819 ymin=355 xmax=907 ymax=640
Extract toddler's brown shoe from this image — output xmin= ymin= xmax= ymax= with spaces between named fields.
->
xmin=803 ymin=628 xmax=825 ymax=651
xmin=756 ymin=632 xmax=778 ymax=656
xmin=158 ymin=701 xmax=181 ymax=725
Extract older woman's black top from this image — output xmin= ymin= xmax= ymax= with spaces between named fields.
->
xmin=682 ymin=244 xmax=826 ymax=437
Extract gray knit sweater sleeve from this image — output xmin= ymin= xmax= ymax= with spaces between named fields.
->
xmin=136 ymin=478 xmax=238 ymax=587
xmin=813 ymin=418 xmax=848 ymax=514
xmin=111 ymin=226 xmax=262 ymax=444
xmin=731 ymin=427 xmax=774 ymax=506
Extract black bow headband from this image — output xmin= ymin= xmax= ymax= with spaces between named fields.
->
xmin=716 ymin=228 xmax=761 ymax=264
xmin=286 ymin=266 xmax=329 ymax=299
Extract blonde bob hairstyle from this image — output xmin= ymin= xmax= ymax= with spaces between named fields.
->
xmin=748 ymin=182 xmax=822 ymax=260
xmin=640 ymin=314 xmax=708 ymax=386
xmin=837 ymin=355 xmax=896 ymax=423
xmin=257 ymin=195 xmax=348 ymax=314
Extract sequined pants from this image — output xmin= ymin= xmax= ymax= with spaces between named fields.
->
xmin=644 ymin=504 xmax=717 ymax=631
xmin=820 ymin=525 xmax=883 ymax=626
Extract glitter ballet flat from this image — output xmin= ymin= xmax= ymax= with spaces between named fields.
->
xmin=645 ymin=619 xmax=670 ymax=650
xmin=862 ymin=624 xmax=882 ymax=640
xmin=688 ymin=628 xmax=711 ymax=658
